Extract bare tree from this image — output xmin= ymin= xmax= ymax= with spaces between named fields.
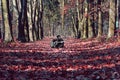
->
xmin=108 ymin=0 xmax=116 ymax=38
xmin=1 ymin=0 xmax=12 ymax=42
xmin=27 ymin=0 xmax=34 ymax=41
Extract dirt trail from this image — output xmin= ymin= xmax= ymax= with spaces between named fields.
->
xmin=0 ymin=38 xmax=120 ymax=79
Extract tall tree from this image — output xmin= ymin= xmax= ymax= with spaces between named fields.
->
xmin=97 ymin=0 xmax=102 ymax=37
xmin=18 ymin=0 xmax=27 ymax=42
xmin=108 ymin=0 xmax=116 ymax=38
xmin=27 ymin=0 xmax=34 ymax=41
xmin=97 ymin=10 xmax=102 ymax=37
xmin=88 ymin=1 xmax=93 ymax=38
xmin=58 ymin=0 xmax=65 ymax=35
xmin=0 ymin=0 xmax=4 ymax=39
xmin=76 ymin=0 xmax=86 ymax=38
xmin=83 ymin=1 xmax=88 ymax=39
xmin=11 ymin=0 xmax=19 ymax=40
xmin=37 ymin=0 xmax=44 ymax=39
xmin=1 ymin=0 xmax=12 ymax=42
xmin=61 ymin=0 xmax=64 ymax=35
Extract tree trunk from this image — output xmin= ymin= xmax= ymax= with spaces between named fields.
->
xmin=0 ymin=0 xmax=4 ymax=40
xmin=1 ymin=0 xmax=12 ymax=42
xmin=83 ymin=1 xmax=88 ymax=39
xmin=116 ymin=0 xmax=119 ymax=30
xmin=88 ymin=17 xmax=93 ymax=38
xmin=76 ymin=0 xmax=81 ymax=38
xmin=83 ymin=18 xmax=87 ymax=39
xmin=76 ymin=0 xmax=87 ymax=39
xmin=72 ymin=16 xmax=78 ymax=37
xmin=18 ymin=0 xmax=26 ymax=42
xmin=97 ymin=11 xmax=102 ymax=37
xmin=32 ymin=0 xmax=37 ymax=41
xmin=58 ymin=0 xmax=64 ymax=35
xmin=108 ymin=0 xmax=116 ymax=38
xmin=37 ymin=0 xmax=43 ymax=40
xmin=88 ymin=3 xmax=93 ymax=38
xmin=12 ymin=0 xmax=19 ymax=40
xmin=61 ymin=0 xmax=64 ymax=35
xmin=27 ymin=0 xmax=33 ymax=41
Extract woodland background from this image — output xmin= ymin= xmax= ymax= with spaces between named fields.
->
xmin=0 ymin=0 xmax=120 ymax=80
xmin=0 ymin=0 xmax=120 ymax=42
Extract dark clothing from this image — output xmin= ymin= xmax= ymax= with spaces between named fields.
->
xmin=50 ymin=38 xmax=64 ymax=48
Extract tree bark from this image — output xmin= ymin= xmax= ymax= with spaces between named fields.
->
xmin=108 ymin=0 xmax=116 ymax=38
xmin=27 ymin=0 xmax=33 ymax=41
xmin=72 ymin=16 xmax=78 ymax=37
xmin=88 ymin=17 xmax=93 ymax=38
xmin=37 ymin=0 xmax=43 ymax=40
xmin=97 ymin=11 xmax=102 ymax=37
xmin=88 ymin=3 xmax=93 ymax=38
xmin=76 ymin=0 xmax=81 ymax=38
xmin=61 ymin=0 xmax=64 ymax=35
xmin=58 ymin=0 xmax=64 ymax=35
xmin=1 ymin=0 xmax=12 ymax=42
xmin=12 ymin=0 xmax=19 ymax=40
xmin=83 ymin=1 xmax=88 ymax=39
xmin=18 ymin=0 xmax=26 ymax=42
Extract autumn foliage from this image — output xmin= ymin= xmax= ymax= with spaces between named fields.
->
xmin=0 ymin=37 xmax=120 ymax=80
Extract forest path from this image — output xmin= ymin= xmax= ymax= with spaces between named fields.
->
xmin=0 ymin=37 xmax=120 ymax=53
xmin=0 ymin=37 xmax=120 ymax=79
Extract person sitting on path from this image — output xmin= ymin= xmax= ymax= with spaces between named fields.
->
xmin=50 ymin=35 xmax=64 ymax=48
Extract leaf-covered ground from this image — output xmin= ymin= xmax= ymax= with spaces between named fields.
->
xmin=0 ymin=37 xmax=120 ymax=80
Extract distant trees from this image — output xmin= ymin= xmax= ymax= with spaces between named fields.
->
xmin=43 ymin=0 xmax=60 ymax=36
xmin=0 ymin=0 xmax=119 ymax=42
xmin=67 ymin=0 xmax=119 ymax=39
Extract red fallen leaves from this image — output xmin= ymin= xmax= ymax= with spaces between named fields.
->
xmin=0 ymin=37 xmax=120 ymax=79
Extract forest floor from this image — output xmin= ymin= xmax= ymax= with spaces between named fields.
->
xmin=0 ymin=37 xmax=120 ymax=80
